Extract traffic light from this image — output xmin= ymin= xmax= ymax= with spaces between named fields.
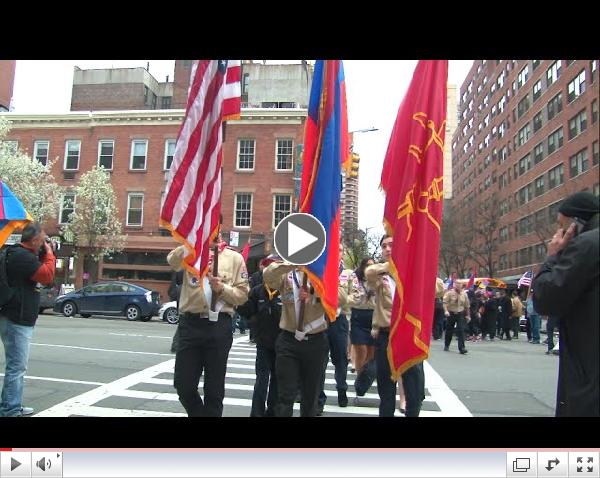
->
xmin=349 ymin=152 xmax=360 ymax=178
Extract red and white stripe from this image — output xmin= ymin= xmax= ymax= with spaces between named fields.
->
xmin=160 ymin=60 xmax=240 ymax=277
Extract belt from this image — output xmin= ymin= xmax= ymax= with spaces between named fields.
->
xmin=282 ymin=329 xmax=325 ymax=340
xmin=379 ymin=327 xmax=391 ymax=333
xmin=183 ymin=312 xmax=232 ymax=320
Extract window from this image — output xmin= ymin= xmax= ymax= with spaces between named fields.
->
xmin=548 ymin=202 xmax=561 ymax=224
xmin=500 ymin=146 xmax=508 ymax=163
xmin=161 ymin=97 xmax=171 ymax=109
xmin=534 ymin=175 xmax=545 ymax=196
xmin=518 ymin=95 xmax=530 ymax=118
xmin=64 ymin=140 xmax=81 ymax=170
xmin=533 ymin=80 xmax=542 ymax=102
xmin=518 ymin=183 xmax=534 ymax=205
xmin=237 ymin=139 xmax=255 ymax=170
xmin=548 ymin=164 xmax=564 ymax=189
xmin=591 ymin=60 xmax=598 ymax=83
xmin=534 ymin=142 xmax=544 ymax=164
xmin=276 ymin=139 xmax=294 ymax=171
xmin=519 ymin=154 xmax=532 ymax=176
xmin=517 ymin=124 xmax=531 ymax=146
xmin=499 ymin=227 xmax=509 ymax=242
xmin=500 ymin=200 xmax=509 ymax=216
xmin=567 ymin=70 xmax=586 ymax=103
xmin=2 ymin=140 xmax=18 ymax=153
xmin=273 ymin=194 xmax=292 ymax=227
xmin=547 ymin=92 xmax=562 ymax=120
xmin=164 ymin=139 xmax=176 ymax=170
xmin=234 ymin=193 xmax=252 ymax=228
xmin=126 ymin=193 xmax=144 ymax=226
xmin=592 ymin=99 xmax=598 ymax=124
xmin=519 ymin=216 xmax=533 ymax=236
xmin=533 ymin=111 xmax=543 ymax=133
xmin=497 ymin=72 xmax=504 ymax=89
xmin=532 ymin=60 xmax=541 ymax=70
xmin=547 ymin=128 xmax=563 ymax=155
xmin=98 ymin=140 xmax=114 ymax=170
xmin=151 ymin=93 xmax=157 ymax=109
xmin=130 ymin=140 xmax=148 ymax=170
xmin=535 ymin=209 xmax=546 ymax=229
xmin=546 ymin=61 xmax=561 ymax=86
xmin=568 ymin=109 xmax=587 ymax=140
xmin=517 ymin=66 xmax=529 ymax=88
xmin=593 ymin=141 xmax=599 ymax=166
xmin=143 ymin=86 xmax=149 ymax=104
xmin=59 ymin=193 xmax=76 ymax=224
xmin=242 ymin=73 xmax=250 ymax=95
xmin=570 ymin=149 xmax=589 ymax=178
xmin=33 ymin=140 xmax=49 ymax=166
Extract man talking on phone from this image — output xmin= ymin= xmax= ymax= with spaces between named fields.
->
xmin=532 ymin=192 xmax=599 ymax=417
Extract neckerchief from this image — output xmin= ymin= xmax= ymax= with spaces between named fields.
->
xmin=264 ymin=283 xmax=279 ymax=301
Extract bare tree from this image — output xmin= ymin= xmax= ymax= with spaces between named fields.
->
xmin=439 ymin=199 xmax=473 ymax=278
xmin=468 ymin=193 xmax=501 ymax=277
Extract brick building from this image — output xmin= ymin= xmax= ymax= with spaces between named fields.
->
xmin=0 ymin=60 xmax=16 ymax=111
xmin=451 ymin=60 xmax=599 ymax=280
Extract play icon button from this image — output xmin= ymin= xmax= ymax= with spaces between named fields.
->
xmin=274 ymin=213 xmax=326 ymax=265
xmin=11 ymin=458 xmax=21 ymax=471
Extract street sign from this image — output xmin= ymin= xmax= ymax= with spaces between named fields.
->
xmin=229 ymin=231 xmax=239 ymax=247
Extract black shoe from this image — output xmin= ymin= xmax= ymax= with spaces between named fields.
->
xmin=338 ymin=390 xmax=348 ymax=407
xmin=460 ymin=349 xmax=468 ymax=354
xmin=316 ymin=406 xmax=324 ymax=416
xmin=443 ymin=346 xmax=449 ymax=351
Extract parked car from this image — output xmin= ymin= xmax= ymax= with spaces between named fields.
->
xmin=54 ymin=281 xmax=160 ymax=321
xmin=158 ymin=301 xmax=179 ymax=324
xmin=38 ymin=285 xmax=58 ymax=314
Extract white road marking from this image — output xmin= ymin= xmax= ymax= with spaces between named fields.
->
xmin=423 ymin=361 xmax=472 ymax=417
xmin=31 ymin=343 xmax=173 ymax=357
xmin=0 ymin=374 xmax=105 ymax=386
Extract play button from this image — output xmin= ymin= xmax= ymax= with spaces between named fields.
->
xmin=274 ymin=213 xmax=326 ymax=265
xmin=11 ymin=458 xmax=21 ymax=471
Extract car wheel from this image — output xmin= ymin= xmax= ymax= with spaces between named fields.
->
xmin=62 ymin=301 xmax=77 ymax=317
xmin=81 ymin=314 xmax=91 ymax=318
xmin=164 ymin=307 xmax=179 ymax=325
xmin=125 ymin=305 xmax=141 ymax=321
xmin=139 ymin=315 xmax=151 ymax=322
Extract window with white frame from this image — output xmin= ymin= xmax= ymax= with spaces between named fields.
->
xmin=547 ymin=92 xmax=562 ymax=120
xmin=533 ymin=80 xmax=542 ymax=102
xmin=234 ymin=193 xmax=252 ymax=227
xmin=497 ymin=72 xmax=504 ymax=89
xmin=98 ymin=140 xmax=114 ymax=170
xmin=592 ymin=60 xmax=598 ymax=83
xmin=518 ymin=153 xmax=532 ymax=176
xmin=534 ymin=142 xmax=544 ymax=164
xmin=568 ymin=109 xmax=587 ymax=140
xmin=276 ymin=139 xmax=294 ymax=171
xmin=64 ymin=140 xmax=81 ymax=170
xmin=547 ymin=127 xmax=564 ymax=155
xmin=517 ymin=65 xmax=529 ymax=88
xmin=532 ymin=60 xmax=541 ymax=70
xmin=569 ymin=148 xmax=588 ymax=178
xmin=546 ymin=61 xmax=561 ymax=86
xmin=126 ymin=193 xmax=144 ymax=226
xmin=164 ymin=139 xmax=176 ymax=170
xmin=273 ymin=194 xmax=292 ymax=227
xmin=517 ymin=95 xmax=530 ymax=119
xmin=2 ymin=140 xmax=18 ymax=153
xmin=517 ymin=124 xmax=531 ymax=147
xmin=592 ymin=99 xmax=598 ymax=124
xmin=59 ymin=192 xmax=76 ymax=224
xmin=548 ymin=165 xmax=564 ymax=191
xmin=33 ymin=140 xmax=49 ymax=166
xmin=237 ymin=139 xmax=255 ymax=170
xmin=533 ymin=111 xmax=543 ymax=133
xmin=534 ymin=175 xmax=545 ymax=196
xmin=567 ymin=70 xmax=586 ymax=103
xmin=130 ymin=140 xmax=148 ymax=170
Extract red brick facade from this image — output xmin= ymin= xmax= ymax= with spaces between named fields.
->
xmin=0 ymin=60 xmax=16 ymax=111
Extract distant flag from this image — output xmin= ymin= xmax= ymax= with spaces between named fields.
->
xmin=299 ymin=59 xmax=350 ymax=322
xmin=0 ymin=181 xmax=32 ymax=247
xmin=159 ymin=60 xmax=241 ymax=279
xmin=447 ymin=272 xmax=457 ymax=290
xmin=240 ymin=238 xmax=251 ymax=262
xmin=380 ymin=60 xmax=448 ymax=379
xmin=518 ymin=270 xmax=533 ymax=288
xmin=466 ymin=268 xmax=476 ymax=289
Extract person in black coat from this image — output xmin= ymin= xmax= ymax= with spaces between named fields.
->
xmin=533 ymin=192 xmax=599 ymax=417
xmin=496 ymin=290 xmax=512 ymax=340
xmin=168 ymin=270 xmax=184 ymax=353
xmin=480 ymin=291 xmax=499 ymax=341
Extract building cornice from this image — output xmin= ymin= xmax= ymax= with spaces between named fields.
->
xmin=0 ymin=108 xmax=307 ymax=129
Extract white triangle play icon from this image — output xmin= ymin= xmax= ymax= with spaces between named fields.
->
xmin=288 ymin=221 xmax=319 ymax=256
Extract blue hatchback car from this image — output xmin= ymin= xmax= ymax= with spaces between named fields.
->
xmin=54 ymin=281 xmax=160 ymax=321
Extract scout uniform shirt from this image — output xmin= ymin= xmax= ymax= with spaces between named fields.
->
xmin=263 ymin=262 xmax=326 ymax=334
xmin=435 ymin=278 xmax=445 ymax=300
xmin=443 ymin=288 xmax=470 ymax=315
xmin=166 ymin=245 xmax=249 ymax=315
xmin=364 ymin=262 xmax=394 ymax=332
xmin=347 ymin=271 xmax=376 ymax=311
xmin=337 ymin=268 xmax=355 ymax=316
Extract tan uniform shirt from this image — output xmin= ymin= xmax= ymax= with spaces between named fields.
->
xmin=263 ymin=262 xmax=327 ymax=334
xmin=443 ymin=289 xmax=470 ymax=315
xmin=435 ymin=278 xmax=445 ymax=299
xmin=365 ymin=262 xmax=394 ymax=331
xmin=337 ymin=268 xmax=355 ymax=315
xmin=167 ymin=245 xmax=249 ymax=315
xmin=347 ymin=271 xmax=376 ymax=310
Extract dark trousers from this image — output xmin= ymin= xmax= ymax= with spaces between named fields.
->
xmin=171 ymin=325 xmax=180 ymax=353
xmin=511 ymin=316 xmax=520 ymax=338
xmin=482 ymin=316 xmax=496 ymax=339
xmin=251 ymin=345 xmax=277 ymax=417
xmin=432 ymin=304 xmax=444 ymax=340
xmin=375 ymin=330 xmax=425 ymax=417
xmin=318 ymin=315 xmax=349 ymax=406
xmin=547 ymin=316 xmax=558 ymax=352
xmin=444 ymin=312 xmax=466 ymax=351
xmin=173 ymin=313 xmax=233 ymax=417
xmin=275 ymin=330 xmax=328 ymax=417
xmin=499 ymin=316 xmax=512 ymax=339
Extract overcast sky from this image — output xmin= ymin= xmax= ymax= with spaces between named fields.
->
xmin=11 ymin=59 xmax=473 ymax=233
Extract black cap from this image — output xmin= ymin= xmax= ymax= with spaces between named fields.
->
xmin=558 ymin=192 xmax=600 ymax=221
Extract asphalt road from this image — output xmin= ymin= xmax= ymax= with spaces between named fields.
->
xmin=0 ymin=313 xmax=559 ymax=417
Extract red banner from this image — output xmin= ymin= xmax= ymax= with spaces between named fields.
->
xmin=380 ymin=60 xmax=448 ymax=379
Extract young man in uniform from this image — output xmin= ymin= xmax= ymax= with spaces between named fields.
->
xmin=263 ymin=260 xmax=329 ymax=417
xmin=443 ymin=282 xmax=471 ymax=354
xmin=167 ymin=228 xmax=249 ymax=417
xmin=365 ymin=235 xmax=425 ymax=417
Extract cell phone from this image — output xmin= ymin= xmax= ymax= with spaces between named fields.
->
xmin=572 ymin=217 xmax=586 ymax=236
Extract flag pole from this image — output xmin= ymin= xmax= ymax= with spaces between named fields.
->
xmin=297 ymin=273 xmax=308 ymax=331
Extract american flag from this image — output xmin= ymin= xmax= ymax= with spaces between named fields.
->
xmin=518 ymin=270 xmax=533 ymax=288
xmin=160 ymin=60 xmax=241 ymax=278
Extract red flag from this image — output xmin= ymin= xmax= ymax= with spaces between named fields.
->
xmin=467 ymin=268 xmax=476 ymax=289
xmin=159 ymin=60 xmax=240 ymax=279
xmin=380 ymin=60 xmax=448 ymax=379
xmin=241 ymin=241 xmax=250 ymax=262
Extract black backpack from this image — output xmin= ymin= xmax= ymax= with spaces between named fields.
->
xmin=0 ymin=246 xmax=16 ymax=309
